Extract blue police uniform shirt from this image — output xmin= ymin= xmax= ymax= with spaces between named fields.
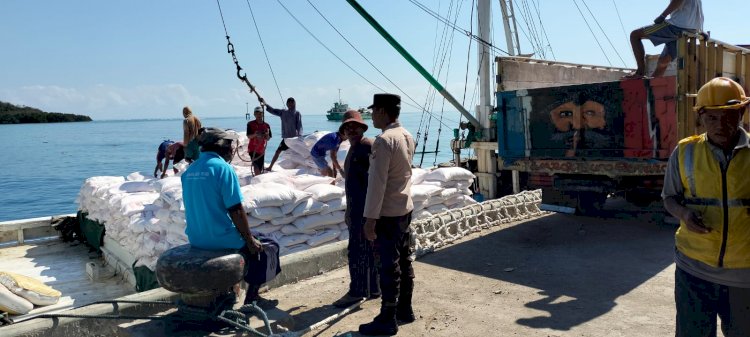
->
xmin=310 ymin=132 xmax=342 ymax=158
xmin=181 ymin=151 xmax=245 ymax=250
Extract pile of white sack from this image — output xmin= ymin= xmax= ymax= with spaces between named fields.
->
xmin=76 ymin=130 xmax=477 ymax=272
xmin=272 ymin=131 xmax=350 ymax=174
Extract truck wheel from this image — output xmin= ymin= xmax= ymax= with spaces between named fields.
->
xmin=576 ymin=191 xmax=607 ymax=215
xmin=625 ymin=191 xmax=657 ymax=207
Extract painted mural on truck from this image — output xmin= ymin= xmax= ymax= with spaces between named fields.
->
xmin=498 ymin=78 xmax=677 ymax=160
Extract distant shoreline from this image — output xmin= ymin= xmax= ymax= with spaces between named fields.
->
xmin=1 ymin=101 xmax=92 ymax=124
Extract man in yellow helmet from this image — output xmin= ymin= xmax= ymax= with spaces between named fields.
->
xmin=662 ymin=77 xmax=750 ymax=336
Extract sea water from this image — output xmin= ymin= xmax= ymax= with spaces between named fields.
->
xmin=0 ymin=111 xmax=473 ymax=221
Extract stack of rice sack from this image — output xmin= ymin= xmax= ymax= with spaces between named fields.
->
xmin=241 ymin=172 xmax=348 ymax=256
xmin=75 ymin=128 xmax=479 ymax=274
xmin=274 ymin=131 xmax=350 ymax=175
xmin=76 ymin=174 xmax=169 ymax=271
xmin=409 ymin=167 xmax=478 ymax=220
xmin=0 ymin=271 xmax=61 ymax=316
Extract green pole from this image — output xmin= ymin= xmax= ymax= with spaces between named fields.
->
xmin=347 ymin=0 xmax=481 ymax=128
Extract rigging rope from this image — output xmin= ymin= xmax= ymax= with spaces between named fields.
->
xmin=304 ymin=0 xmax=458 ymax=128
xmin=408 ymin=0 xmax=511 ymax=56
xmin=277 ymin=0 xmax=457 ymax=130
xmin=571 ymin=0 xmax=612 ymax=66
xmin=530 ymin=0 xmax=556 ymax=60
xmin=612 ymin=0 xmax=630 ymax=58
xmin=245 ymin=0 xmax=284 ymax=103
xmin=215 ymin=0 xmax=266 ymax=103
xmin=580 ymin=0 xmax=627 ymax=67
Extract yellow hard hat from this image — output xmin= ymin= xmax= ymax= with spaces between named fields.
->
xmin=694 ymin=77 xmax=750 ymax=113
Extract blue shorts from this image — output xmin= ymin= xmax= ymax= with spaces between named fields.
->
xmin=641 ymin=22 xmax=695 ymax=60
xmin=157 ymin=140 xmax=174 ymax=162
xmin=312 ymin=155 xmax=329 ymax=169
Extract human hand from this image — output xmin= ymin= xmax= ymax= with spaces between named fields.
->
xmin=364 ymin=218 xmax=377 ymax=241
xmin=681 ymin=208 xmax=710 ymax=234
xmin=246 ymin=236 xmax=263 ymax=254
xmin=654 ymin=15 xmax=665 ymax=24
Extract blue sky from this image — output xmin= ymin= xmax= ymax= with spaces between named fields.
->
xmin=1 ymin=0 xmax=746 ymax=120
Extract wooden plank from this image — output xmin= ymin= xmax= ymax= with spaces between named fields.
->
xmin=716 ymin=45 xmax=725 ymax=77
xmin=734 ymin=53 xmax=742 ymax=80
xmin=697 ymin=36 xmax=707 ymax=86
xmin=686 ymin=37 xmax=697 ymax=136
xmin=677 ymin=37 xmax=689 ymax=139
xmin=707 ymin=42 xmax=717 ymax=80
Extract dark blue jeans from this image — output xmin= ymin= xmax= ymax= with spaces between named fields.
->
xmin=675 ymin=267 xmax=750 ymax=337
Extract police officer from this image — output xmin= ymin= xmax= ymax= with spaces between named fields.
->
xmin=662 ymin=77 xmax=750 ymax=336
xmin=360 ymin=94 xmax=416 ymax=336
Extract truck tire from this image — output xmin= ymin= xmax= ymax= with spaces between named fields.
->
xmin=576 ymin=191 xmax=607 ymax=215
xmin=625 ymin=190 xmax=659 ymax=207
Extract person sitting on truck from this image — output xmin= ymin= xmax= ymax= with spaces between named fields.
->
xmin=662 ymin=77 xmax=750 ymax=337
xmin=310 ymin=128 xmax=347 ymax=178
xmin=625 ymin=0 xmax=703 ymax=78
xmin=181 ymin=127 xmax=281 ymax=309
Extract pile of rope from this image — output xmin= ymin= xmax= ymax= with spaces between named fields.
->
xmin=412 ymin=189 xmax=545 ymax=257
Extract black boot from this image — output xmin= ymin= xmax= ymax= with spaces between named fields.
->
xmin=359 ymin=305 xmax=398 ymax=336
xmin=396 ymin=282 xmax=415 ymax=323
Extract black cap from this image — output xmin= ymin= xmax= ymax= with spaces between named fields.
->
xmin=367 ymin=93 xmax=401 ymax=109
xmin=197 ymin=127 xmax=239 ymax=146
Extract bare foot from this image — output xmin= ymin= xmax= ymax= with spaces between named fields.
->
xmin=621 ymin=71 xmax=648 ymax=80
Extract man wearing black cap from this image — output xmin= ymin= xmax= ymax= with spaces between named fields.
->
xmin=361 ymin=94 xmax=417 ymax=335
xmin=333 ymin=110 xmax=381 ymax=308
xmin=181 ymin=127 xmax=281 ymax=308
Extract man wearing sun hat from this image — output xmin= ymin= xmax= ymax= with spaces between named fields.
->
xmin=332 ymin=110 xmax=381 ymax=308
xmin=662 ymin=77 xmax=750 ymax=336
xmin=182 ymin=127 xmax=281 ymax=309
xmin=360 ymin=93 xmax=416 ymax=336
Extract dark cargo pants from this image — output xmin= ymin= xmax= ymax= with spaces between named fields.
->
xmin=675 ymin=267 xmax=750 ymax=337
xmin=373 ymin=212 xmax=415 ymax=306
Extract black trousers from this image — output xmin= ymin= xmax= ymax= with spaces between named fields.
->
xmin=347 ymin=215 xmax=380 ymax=297
xmin=675 ymin=267 xmax=750 ymax=337
xmin=373 ymin=212 xmax=415 ymax=305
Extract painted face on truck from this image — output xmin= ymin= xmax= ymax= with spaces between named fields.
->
xmin=549 ymin=100 xmax=608 ymax=157
xmin=550 ymin=100 xmax=607 ymax=131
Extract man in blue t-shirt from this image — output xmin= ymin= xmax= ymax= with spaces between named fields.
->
xmin=310 ymin=130 xmax=346 ymax=177
xmin=181 ymin=127 xmax=280 ymax=308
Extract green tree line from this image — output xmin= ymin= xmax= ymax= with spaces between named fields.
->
xmin=0 ymin=101 xmax=92 ymax=124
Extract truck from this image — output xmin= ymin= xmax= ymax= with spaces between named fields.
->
xmin=490 ymin=34 xmax=750 ymax=214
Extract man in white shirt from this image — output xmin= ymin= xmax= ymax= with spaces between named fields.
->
xmin=625 ymin=0 xmax=703 ymax=78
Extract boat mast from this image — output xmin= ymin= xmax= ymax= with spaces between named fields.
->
xmin=473 ymin=0 xmax=499 ymax=199
xmin=477 ymin=0 xmax=493 ymax=137
xmin=498 ymin=0 xmax=522 ymax=56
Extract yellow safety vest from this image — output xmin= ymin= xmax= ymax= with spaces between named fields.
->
xmin=677 ymin=133 xmax=750 ymax=268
